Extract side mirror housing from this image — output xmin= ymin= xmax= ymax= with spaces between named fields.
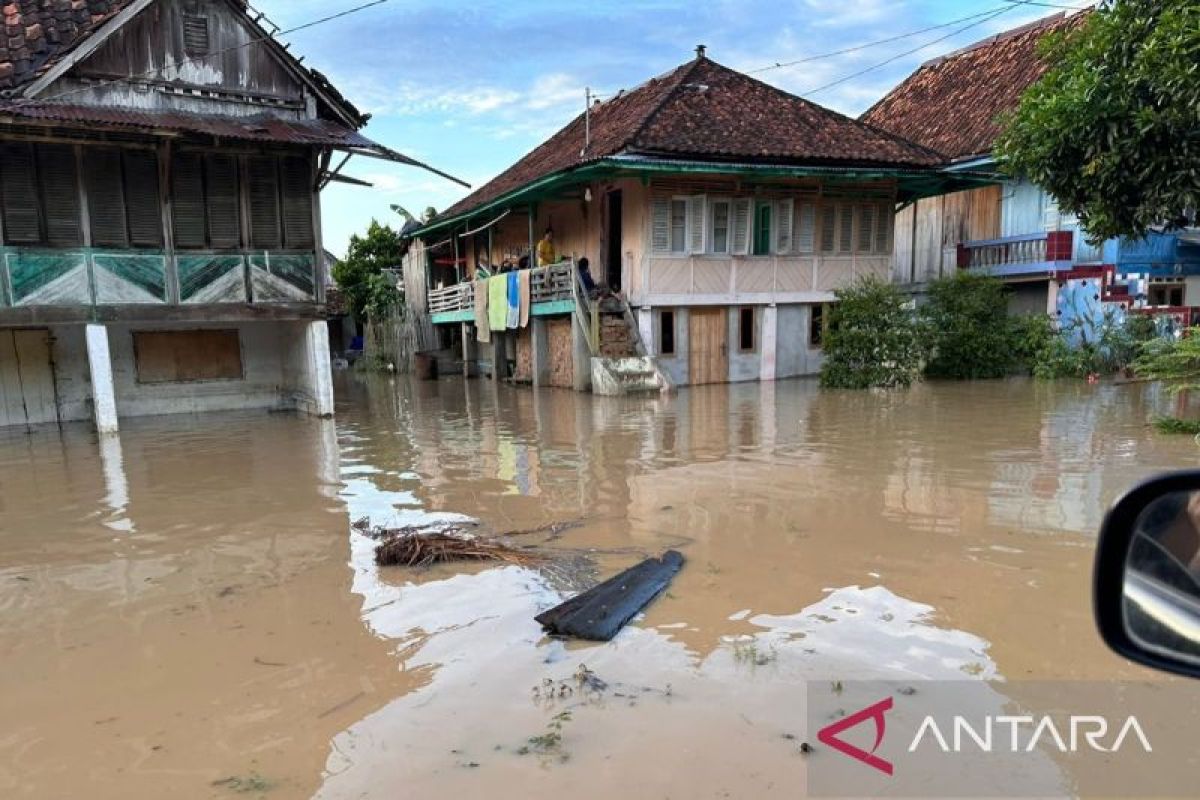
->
xmin=1096 ymin=470 xmax=1200 ymax=679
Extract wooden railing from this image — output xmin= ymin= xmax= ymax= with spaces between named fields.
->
xmin=957 ymin=231 xmax=1074 ymax=272
xmin=427 ymin=261 xmax=577 ymax=315
xmin=428 ymin=282 xmax=473 ymax=313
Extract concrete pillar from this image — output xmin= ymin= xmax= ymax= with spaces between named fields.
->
xmin=760 ymin=304 xmax=778 ymax=383
xmin=638 ymin=306 xmax=654 ymax=355
xmin=461 ymin=322 xmax=476 ymax=378
xmin=571 ymin=317 xmax=592 ymax=392
xmin=302 ymin=321 xmax=335 ymax=417
xmin=85 ymin=323 xmax=119 ymax=434
xmin=490 ymin=331 xmax=506 ymax=381
xmin=530 ymin=317 xmax=550 ymax=387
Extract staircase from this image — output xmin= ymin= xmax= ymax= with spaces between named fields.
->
xmin=588 ymin=298 xmax=671 ymax=396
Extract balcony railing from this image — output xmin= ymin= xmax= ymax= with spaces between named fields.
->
xmin=957 ymin=231 xmax=1074 ymax=275
xmin=428 ymin=261 xmax=577 ymax=316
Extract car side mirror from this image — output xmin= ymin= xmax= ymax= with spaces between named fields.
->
xmin=1096 ymin=470 xmax=1200 ymax=679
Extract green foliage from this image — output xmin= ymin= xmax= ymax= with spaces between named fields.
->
xmin=1034 ymin=313 xmax=1159 ymax=379
xmin=996 ymin=0 xmax=1200 ymax=241
xmin=1010 ymin=312 xmax=1057 ymax=372
xmin=331 ymin=220 xmax=406 ymax=322
xmin=1152 ymin=416 xmax=1200 ymax=435
xmin=921 ymin=273 xmax=1021 ymax=379
xmin=364 ymin=271 xmax=401 ymax=321
xmin=819 ymin=277 xmax=923 ymax=389
xmin=1134 ymin=328 xmax=1200 ymax=395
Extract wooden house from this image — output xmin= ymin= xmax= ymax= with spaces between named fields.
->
xmin=0 ymin=0 xmax=457 ymax=431
xmin=865 ymin=9 xmax=1200 ymax=332
xmin=408 ymin=48 xmax=979 ymax=392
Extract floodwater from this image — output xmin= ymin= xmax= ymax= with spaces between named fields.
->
xmin=2 ymin=375 xmax=1197 ymax=798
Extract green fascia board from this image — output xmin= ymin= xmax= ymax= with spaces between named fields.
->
xmin=430 ymin=298 xmax=575 ymax=325
xmin=431 ymin=309 xmax=474 ymax=324
xmin=413 ymin=158 xmax=1001 ymax=237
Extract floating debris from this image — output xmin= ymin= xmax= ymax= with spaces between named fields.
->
xmin=374 ymin=530 xmax=544 ymax=568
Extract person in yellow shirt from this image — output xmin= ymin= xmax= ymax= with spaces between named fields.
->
xmin=536 ymin=229 xmax=557 ymax=267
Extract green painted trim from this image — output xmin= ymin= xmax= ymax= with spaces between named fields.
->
xmin=411 ymin=158 xmax=1000 ymax=237
xmin=431 ymin=298 xmax=575 ymax=325
xmin=431 ymin=310 xmax=474 ymax=324
xmin=532 ymin=299 xmax=574 ymax=316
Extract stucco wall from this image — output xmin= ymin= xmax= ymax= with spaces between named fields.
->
xmin=727 ymin=307 xmax=762 ymax=383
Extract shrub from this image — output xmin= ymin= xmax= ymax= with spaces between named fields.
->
xmin=819 ymin=277 xmax=923 ymax=390
xmin=1033 ymin=313 xmax=1158 ymax=379
xmin=921 ymin=273 xmax=1020 ymax=379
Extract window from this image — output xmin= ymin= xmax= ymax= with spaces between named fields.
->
xmin=738 ymin=307 xmax=755 ymax=351
xmin=796 ymin=202 xmax=816 ymax=253
xmin=810 ymin=304 xmax=828 ymax=348
xmin=659 ymin=310 xmax=675 ymax=356
xmin=183 ymin=14 xmax=210 ymax=57
xmin=819 ymin=204 xmax=837 ymax=254
xmin=711 ymin=200 xmax=730 ymax=254
xmin=669 ymin=199 xmax=687 ymax=253
xmin=133 ymin=329 xmax=243 ymax=383
xmin=0 ymin=142 xmax=82 ymax=246
xmin=84 ymin=147 xmax=163 ymax=248
xmin=1149 ymin=284 xmax=1185 ymax=307
xmin=753 ymin=202 xmax=772 ymax=256
xmin=171 ymin=152 xmax=313 ymax=251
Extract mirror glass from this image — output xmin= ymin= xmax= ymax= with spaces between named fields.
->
xmin=1124 ymin=490 xmax=1200 ymax=667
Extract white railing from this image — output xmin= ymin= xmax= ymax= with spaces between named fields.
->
xmin=428 ymin=282 xmax=473 ymax=314
xmin=427 ymin=261 xmax=578 ymax=316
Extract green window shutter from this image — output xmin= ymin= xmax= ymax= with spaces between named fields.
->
xmin=124 ymin=150 xmax=163 ymax=247
xmin=37 ymin=144 xmax=82 ymax=246
xmin=247 ymin=156 xmax=281 ymax=249
xmin=171 ymin=152 xmax=206 ymax=249
xmin=205 ymin=154 xmax=241 ymax=249
xmin=753 ymin=202 xmax=771 ymax=256
xmin=0 ymin=143 xmax=42 ymax=244
xmin=85 ymin=148 xmax=129 ymax=248
xmin=280 ymin=156 xmax=314 ymax=249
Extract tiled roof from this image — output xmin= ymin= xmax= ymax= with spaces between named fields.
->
xmin=0 ymin=0 xmax=136 ymax=92
xmin=860 ymin=11 xmax=1089 ymax=160
xmin=440 ymin=55 xmax=943 ymax=219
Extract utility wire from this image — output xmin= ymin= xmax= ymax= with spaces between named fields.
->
xmin=799 ymin=4 xmax=1020 ymax=97
xmin=1002 ymin=0 xmax=1096 ymax=9
xmin=4 ymin=0 xmax=397 ymax=109
xmin=748 ymin=6 xmax=1012 ymax=75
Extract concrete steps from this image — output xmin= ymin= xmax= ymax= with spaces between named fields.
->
xmin=591 ymin=356 xmax=668 ymax=395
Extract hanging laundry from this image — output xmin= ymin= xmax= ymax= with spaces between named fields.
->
xmin=488 ymin=275 xmax=508 ymax=331
xmin=519 ymin=269 xmax=532 ymax=328
xmin=474 ymin=279 xmax=490 ymax=343
xmin=506 ymin=271 xmax=520 ymax=329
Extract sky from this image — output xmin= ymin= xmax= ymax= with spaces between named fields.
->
xmin=253 ymin=0 xmax=1078 ymax=256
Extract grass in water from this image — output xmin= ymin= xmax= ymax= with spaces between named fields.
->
xmin=1153 ymin=416 xmax=1200 ymax=435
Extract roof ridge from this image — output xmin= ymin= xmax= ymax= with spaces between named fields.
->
xmin=623 ymin=57 xmax=705 ymax=152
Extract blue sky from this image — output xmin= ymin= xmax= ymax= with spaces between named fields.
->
xmin=255 ymin=0 xmax=1069 ymax=255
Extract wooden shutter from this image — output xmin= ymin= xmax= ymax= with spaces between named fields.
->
xmin=819 ymin=203 xmax=836 ymax=253
xmin=123 ymin=150 xmax=163 ymax=247
xmin=205 ymin=154 xmax=241 ymax=248
xmin=857 ymin=204 xmax=875 ymax=253
xmin=37 ymin=144 xmax=82 ymax=246
xmin=731 ymin=198 xmax=752 ymax=255
xmin=650 ymin=197 xmax=670 ymax=253
xmin=775 ymin=198 xmax=794 ymax=254
xmin=837 ymin=203 xmax=853 ymax=253
xmin=796 ymin=202 xmax=816 ymax=253
xmin=85 ymin=148 xmax=129 ymax=248
xmin=875 ymin=202 xmax=891 ymax=253
xmin=171 ymin=152 xmax=206 ymax=248
xmin=0 ymin=143 xmax=42 ymax=243
xmin=687 ymin=195 xmax=706 ymax=255
xmin=247 ymin=156 xmax=281 ymax=249
xmin=280 ymin=156 xmax=314 ymax=249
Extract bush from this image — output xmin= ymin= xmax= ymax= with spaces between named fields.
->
xmin=819 ymin=277 xmax=923 ymax=390
xmin=1033 ymin=313 xmax=1158 ymax=379
xmin=921 ymin=273 xmax=1020 ymax=379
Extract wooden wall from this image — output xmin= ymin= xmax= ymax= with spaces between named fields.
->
xmin=892 ymin=185 xmax=1002 ymax=284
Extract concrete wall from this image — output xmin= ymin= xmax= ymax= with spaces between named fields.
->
xmin=727 ymin=307 xmax=762 ymax=383
xmin=776 ymin=304 xmax=824 ymax=379
xmin=653 ymin=307 xmax=690 ymax=386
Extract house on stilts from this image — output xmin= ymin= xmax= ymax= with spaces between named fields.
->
xmin=0 ymin=0 xmax=461 ymax=431
xmin=404 ymin=47 xmax=985 ymax=393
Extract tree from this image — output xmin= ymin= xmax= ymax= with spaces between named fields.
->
xmin=921 ymin=272 xmax=1019 ymax=379
xmin=1134 ymin=331 xmax=1200 ymax=431
xmin=996 ymin=0 xmax=1200 ymax=242
xmin=819 ymin=277 xmax=924 ymax=389
xmin=332 ymin=220 xmax=406 ymax=322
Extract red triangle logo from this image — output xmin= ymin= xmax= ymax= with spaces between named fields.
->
xmin=817 ymin=696 xmax=894 ymax=776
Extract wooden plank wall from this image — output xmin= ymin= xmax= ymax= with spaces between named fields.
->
xmin=893 ymin=185 xmax=1002 ymax=283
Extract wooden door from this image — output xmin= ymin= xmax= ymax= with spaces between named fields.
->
xmin=0 ymin=329 xmax=59 ymax=427
xmin=688 ymin=308 xmax=727 ymax=385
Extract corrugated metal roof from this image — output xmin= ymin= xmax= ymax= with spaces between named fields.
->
xmin=0 ymin=102 xmax=376 ymax=147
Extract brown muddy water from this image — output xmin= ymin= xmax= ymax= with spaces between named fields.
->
xmin=2 ymin=375 xmax=1197 ymax=799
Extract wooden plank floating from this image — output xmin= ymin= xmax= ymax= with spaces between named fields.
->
xmin=535 ymin=550 xmax=685 ymax=641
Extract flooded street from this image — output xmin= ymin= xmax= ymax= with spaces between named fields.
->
xmin=2 ymin=375 xmax=1197 ymax=798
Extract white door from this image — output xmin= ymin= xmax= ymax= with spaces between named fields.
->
xmin=0 ymin=329 xmax=59 ymax=427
